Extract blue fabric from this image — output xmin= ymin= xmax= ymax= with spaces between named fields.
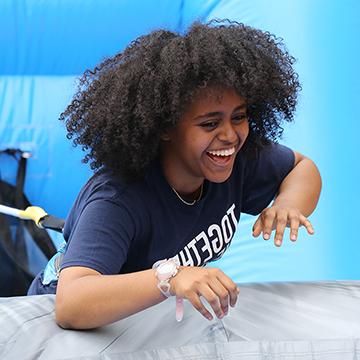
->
xmin=27 ymin=270 xmax=57 ymax=295
xmin=0 ymin=0 xmax=219 ymax=76
xmin=28 ymin=142 xmax=294 ymax=294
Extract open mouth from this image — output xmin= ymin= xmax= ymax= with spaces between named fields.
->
xmin=206 ymin=146 xmax=236 ymax=166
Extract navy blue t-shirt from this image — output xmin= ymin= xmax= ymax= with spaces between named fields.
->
xmin=28 ymin=143 xmax=294 ymax=294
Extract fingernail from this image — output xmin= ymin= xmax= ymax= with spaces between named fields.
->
xmin=291 ymin=234 xmax=296 ymax=241
xmin=275 ymin=240 xmax=281 ymax=246
xmin=206 ymin=314 xmax=213 ymax=321
xmin=264 ymin=233 xmax=270 ymax=240
xmin=218 ymin=313 xmax=224 ymax=319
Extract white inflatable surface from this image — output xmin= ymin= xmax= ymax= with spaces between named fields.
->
xmin=1 ymin=281 xmax=359 ymax=359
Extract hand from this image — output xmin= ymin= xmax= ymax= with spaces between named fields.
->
xmin=252 ymin=205 xmax=314 ymax=247
xmin=169 ymin=267 xmax=240 ymax=321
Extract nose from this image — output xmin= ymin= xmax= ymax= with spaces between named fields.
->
xmin=217 ymin=121 xmax=238 ymax=144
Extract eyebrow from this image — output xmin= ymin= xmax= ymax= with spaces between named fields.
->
xmin=193 ymin=105 xmax=247 ymax=121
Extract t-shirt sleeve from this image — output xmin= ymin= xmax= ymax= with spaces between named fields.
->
xmin=241 ymin=143 xmax=295 ymax=215
xmin=61 ymin=199 xmax=135 ymax=275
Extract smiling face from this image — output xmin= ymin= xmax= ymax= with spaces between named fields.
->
xmin=161 ymin=86 xmax=249 ymax=195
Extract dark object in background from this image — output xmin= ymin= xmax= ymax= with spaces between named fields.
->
xmin=0 ymin=149 xmax=56 ymax=296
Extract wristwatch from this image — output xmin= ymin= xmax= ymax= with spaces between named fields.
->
xmin=153 ymin=259 xmax=179 ymax=297
xmin=153 ymin=258 xmax=184 ymax=322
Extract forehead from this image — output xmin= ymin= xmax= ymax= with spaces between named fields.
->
xmin=183 ymin=86 xmax=246 ymax=117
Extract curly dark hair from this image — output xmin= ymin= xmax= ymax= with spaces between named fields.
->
xmin=60 ymin=19 xmax=301 ymax=181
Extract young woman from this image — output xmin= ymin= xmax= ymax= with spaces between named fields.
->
xmin=28 ymin=20 xmax=321 ymax=330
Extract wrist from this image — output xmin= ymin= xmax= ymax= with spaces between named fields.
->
xmin=153 ymin=259 xmax=180 ymax=298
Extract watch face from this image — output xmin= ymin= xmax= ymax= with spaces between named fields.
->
xmin=156 ymin=260 xmax=178 ymax=282
xmin=160 ymin=263 xmax=173 ymax=274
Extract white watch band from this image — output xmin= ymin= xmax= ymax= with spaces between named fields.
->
xmin=152 ymin=258 xmax=184 ymax=322
xmin=157 ymin=279 xmax=174 ymax=298
xmin=153 ymin=259 xmax=179 ymax=298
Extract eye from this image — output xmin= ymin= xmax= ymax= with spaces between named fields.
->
xmin=232 ymin=114 xmax=248 ymax=123
xmin=199 ymin=120 xmax=219 ymax=129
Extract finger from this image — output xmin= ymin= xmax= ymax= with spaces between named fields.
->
xmin=214 ymin=269 xmax=240 ymax=308
xmin=261 ymin=210 xmax=276 ymax=240
xmin=199 ymin=284 xmax=224 ymax=319
xmin=227 ymin=284 xmax=240 ymax=308
xmin=187 ymin=292 xmax=213 ymax=321
xmin=274 ymin=209 xmax=288 ymax=246
xmin=289 ymin=215 xmax=300 ymax=241
xmin=252 ymin=217 xmax=262 ymax=237
xmin=208 ymin=279 xmax=230 ymax=316
xmin=300 ymin=215 xmax=315 ymax=234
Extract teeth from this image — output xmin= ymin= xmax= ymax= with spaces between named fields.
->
xmin=208 ymin=146 xmax=235 ymax=157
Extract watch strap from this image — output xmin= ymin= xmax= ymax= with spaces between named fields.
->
xmin=153 ymin=258 xmax=179 ymax=297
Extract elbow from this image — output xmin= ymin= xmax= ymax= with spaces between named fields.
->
xmin=311 ymin=160 xmax=322 ymax=208
xmin=54 ymin=267 xmax=105 ymax=329
xmin=55 ymin=293 xmax=90 ymax=330
xmin=55 ymin=296 xmax=76 ymax=329
xmin=55 ymin=293 xmax=105 ymax=330
xmin=56 ymin=316 xmax=72 ymax=330
xmin=299 ymin=156 xmax=323 ymax=214
xmin=307 ymin=168 xmax=322 ymax=214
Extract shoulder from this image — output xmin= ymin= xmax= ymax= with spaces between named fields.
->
xmin=236 ymin=142 xmax=294 ymax=173
xmin=63 ymin=168 xmax=149 ymax=237
xmin=77 ymin=168 xmax=147 ymax=206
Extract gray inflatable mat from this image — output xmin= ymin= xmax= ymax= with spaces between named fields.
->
xmin=1 ymin=281 xmax=360 ymax=359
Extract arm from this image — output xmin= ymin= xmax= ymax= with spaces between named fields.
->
xmin=55 ymin=266 xmax=164 ymax=330
xmin=274 ymin=151 xmax=321 ymax=216
xmin=56 ymin=265 xmax=239 ymax=330
xmin=252 ymin=151 xmax=322 ymax=246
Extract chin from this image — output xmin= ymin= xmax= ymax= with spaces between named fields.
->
xmin=205 ymin=169 xmax=233 ymax=183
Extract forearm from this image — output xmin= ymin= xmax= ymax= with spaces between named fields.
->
xmin=55 ymin=268 xmax=165 ymax=329
xmin=274 ymin=156 xmax=322 ymax=216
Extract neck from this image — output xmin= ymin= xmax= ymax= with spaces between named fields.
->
xmin=160 ymin=150 xmax=204 ymax=196
xmin=175 ymin=184 xmax=203 ymax=202
xmin=171 ymin=182 xmax=204 ymax=206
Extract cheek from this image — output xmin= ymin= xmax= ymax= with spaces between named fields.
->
xmin=189 ymin=133 xmax=212 ymax=153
